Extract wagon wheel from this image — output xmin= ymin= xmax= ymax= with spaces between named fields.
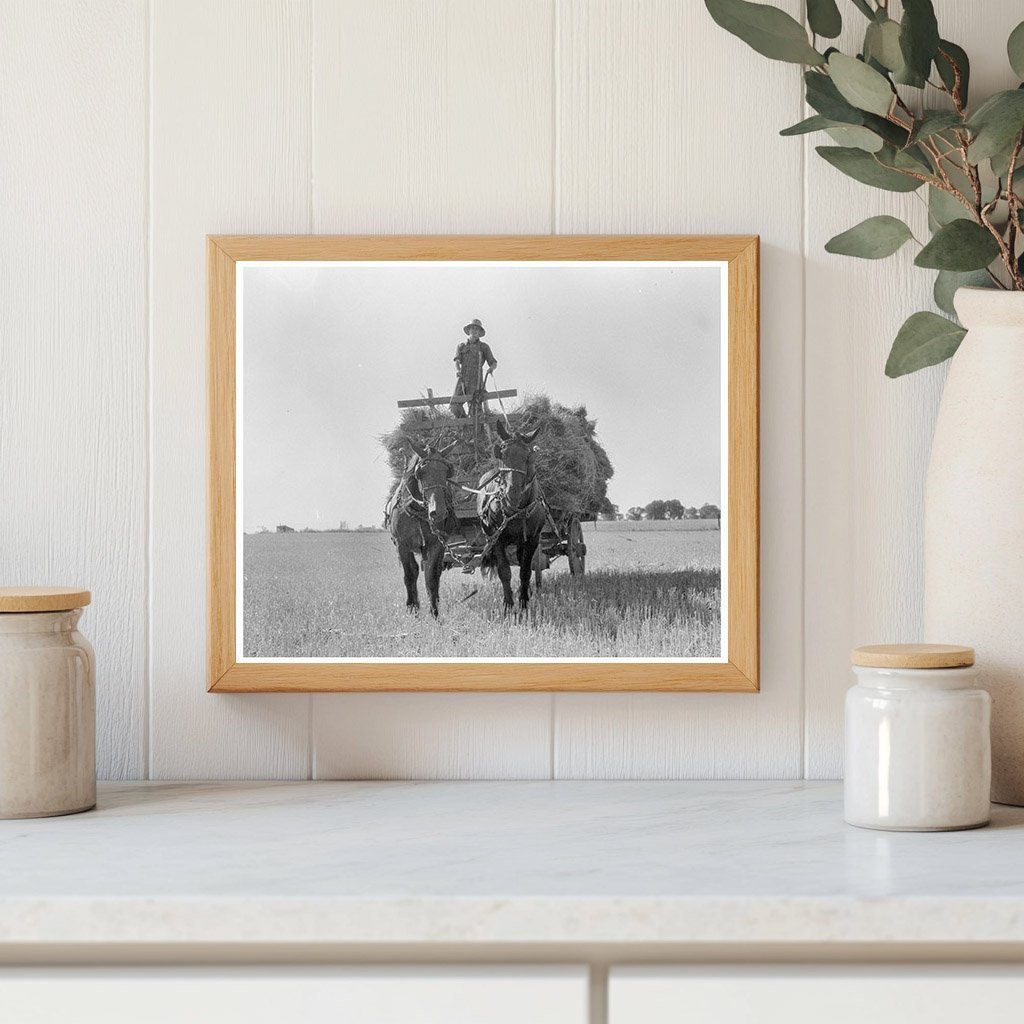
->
xmin=567 ymin=516 xmax=587 ymax=576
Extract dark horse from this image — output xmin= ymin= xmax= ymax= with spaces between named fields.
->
xmin=385 ymin=440 xmax=456 ymax=617
xmin=478 ymin=420 xmax=546 ymax=614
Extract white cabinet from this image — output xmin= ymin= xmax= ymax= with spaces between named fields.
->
xmin=0 ymin=967 xmax=588 ymax=1024
xmin=609 ymin=967 xmax=1024 ymax=1024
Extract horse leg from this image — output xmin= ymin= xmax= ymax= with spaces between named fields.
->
xmin=424 ymin=541 xmax=444 ymax=618
xmin=400 ymin=546 xmax=420 ymax=613
xmin=518 ymin=534 xmax=540 ymax=613
xmin=493 ymin=542 xmax=515 ymax=612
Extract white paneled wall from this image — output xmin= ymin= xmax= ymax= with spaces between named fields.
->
xmin=4 ymin=0 xmax=1016 ymax=780
xmin=149 ymin=0 xmax=312 ymax=778
xmin=1 ymin=1 xmax=148 ymax=778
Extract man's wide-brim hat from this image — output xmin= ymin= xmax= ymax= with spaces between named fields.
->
xmin=463 ymin=318 xmax=486 ymax=336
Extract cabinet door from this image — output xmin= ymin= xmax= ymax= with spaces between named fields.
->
xmin=610 ymin=967 xmax=1024 ymax=1024
xmin=0 ymin=967 xmax=588 ymax=1024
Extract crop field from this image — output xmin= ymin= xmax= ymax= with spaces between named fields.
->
xmin=243 ymin=521 xmax=722 ymax=659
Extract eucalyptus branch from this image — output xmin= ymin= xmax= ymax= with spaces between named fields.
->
xmin=928 ymin=134 xmax=966 ymax=169
xmin=979 ymin=203 xmax=1019 ymax=288
xmin=705 ymin=0 xmax=1024 ymax=374
xmin=935 ymin=46 xmax=966 ymax=115
xmin=1007 ymin=137 xmax=1024 ymax=287
xmin=919 ymin=139 xmax=954 ymax=186
xmin=963 ymin=148 xmax=984 ymax=210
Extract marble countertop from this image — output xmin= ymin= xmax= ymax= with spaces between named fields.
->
xmin=2 ymin=780 xmax=1024 ymax=948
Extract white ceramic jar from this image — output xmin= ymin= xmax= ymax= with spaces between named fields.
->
xmin=0 ymin=587 xmax=95 ymax=818
xmin=844 ymin=644 xmax=990 ymax=832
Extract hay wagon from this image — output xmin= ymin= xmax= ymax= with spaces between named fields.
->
xmin=397 ymin=387 xmax=588 ymax=585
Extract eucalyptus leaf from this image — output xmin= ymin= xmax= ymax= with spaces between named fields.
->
xmin=782 ymin=113 xmax=886 ymax=152
xmin=850 ymin=0 xmax=875 ymax=19
xmin=892 ymin=67 xmax=927 ymax=89
xmin=935 ymin=40 xmax=970 ymax=106
xmin=862 ymin=112 xmax=910 ymax=148
xmin=933 ymin=270 xmax=992 ymax=318
xmin=864 ymin=19 xmax=905 ymax=75
xmin=885 ymin=311 xmax=966 ymax=377
xmin=1009 ymin=21 xmax=1024 ymax=80
xmin=967 ymin=89 xmax=1024 ymax=163
xmin=705 ymin=0 xmax=825 ymax=64
xmin=988 ymin=117 xmax=1024 ymax=181
xmin=807 ymin=0 xmax=841 ymax=39
xmin=805 ymin=70 xmax=868 ymax=123
xmin=907 ymin=110 xmax=963 ymax=146
xmin=928 ymin=185 xmax=970 ymax=227
xmin=816 ymin=145 xmax=923 ymax=191
xmin=892 ymin=53 xmax=927 ymax=89
xmin=780 ymin=114 xmax=834 ymax=136
xmin=825 ymin=215 xmax=914 ymax=259
xmin=914 ymin=219 xmax=1001 ymax=271
xmin=826 ymin=125 xmax=884 ymax=152
xmin=879 ymin=143 xmax=933 ymax=176
xmin=899 ymin=0 xmax=940 ymax=83
xmin=827 ymin=53 xmax=894 ymax=116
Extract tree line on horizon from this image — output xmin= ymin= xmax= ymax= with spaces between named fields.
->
xmin=597 ymin=499 xmax=721 ymax=522
xmin=265 ymin=499 xmax=723 ymax=533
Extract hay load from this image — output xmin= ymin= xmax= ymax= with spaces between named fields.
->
xmin=381 ymin=393 xmax=614 ymax=518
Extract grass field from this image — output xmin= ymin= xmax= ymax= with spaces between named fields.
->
xmin=243 ymin=520 xmax=721 ymax=659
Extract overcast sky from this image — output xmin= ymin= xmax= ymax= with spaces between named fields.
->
xmin=242 ymin=261 xmax=722 ymax=531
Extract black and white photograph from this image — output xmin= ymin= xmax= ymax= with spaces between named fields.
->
xmin=239 ymin=259 xmax=727 ymax=662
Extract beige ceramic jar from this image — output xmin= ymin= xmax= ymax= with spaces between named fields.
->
xmin=0 ymin=587 xmax=95 ymax=818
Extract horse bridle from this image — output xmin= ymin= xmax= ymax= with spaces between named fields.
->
xmin=407 ymin=455 xmax=454 ymax=520
xmin=405 ymin=454 xmax=483 ymax=569
xmin=487 ymin=443 xmax=538 ymax=520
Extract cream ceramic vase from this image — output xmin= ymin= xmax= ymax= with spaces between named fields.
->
xmin=0 ymin=589 xmax=95 ymax=818
xmin=924 ymin=288 xmax=1024 ymax=805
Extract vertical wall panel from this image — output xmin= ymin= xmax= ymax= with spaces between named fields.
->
xmin=148 ymin=0 xmax=312 ymax=778
xmin=803 ymin=2 xmax=1024 ymax=778
xmin=308 ymin=0 xmax=557 ymax=779
xmin=551 ymin=0 xmax=806 ymax=777
xmin=0 ymin=1 xmax=148 ymax=779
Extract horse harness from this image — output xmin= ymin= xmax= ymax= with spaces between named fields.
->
xmin=479 ymin=466 xmax=541 ymax=533
xmin=475 ymin=459 xmax=556 ymax=565
xmin=387 ymin=451 xmax=553 ymax=570
xmin=386 ymin=457 xmax=478 ymax=570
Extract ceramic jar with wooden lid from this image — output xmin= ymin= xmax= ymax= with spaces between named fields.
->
xmin=0 ymin=587 xmax=95 ymax=818
xmin=844 ymin=644 xmax=991 ymax=832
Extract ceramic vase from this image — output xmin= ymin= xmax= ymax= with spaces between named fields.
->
xmin=924 ymin=287 xmax=1024 ymax=805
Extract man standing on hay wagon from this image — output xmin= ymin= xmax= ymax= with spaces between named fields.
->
xmin=450 ymin=318 xmax=498 ymax=418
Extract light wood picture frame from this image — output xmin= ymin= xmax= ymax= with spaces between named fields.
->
xmin=209 ymin=235 xmax=759 ymax=692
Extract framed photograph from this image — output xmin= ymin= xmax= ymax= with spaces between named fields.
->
xmin=208 ymin=235 xmax=758 ymax=692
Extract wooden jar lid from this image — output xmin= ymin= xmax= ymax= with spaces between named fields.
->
xmin=851 ymin=643 xmax=975 ymax=669
xmin=0 ymin=587 xmax=91 ymax=613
